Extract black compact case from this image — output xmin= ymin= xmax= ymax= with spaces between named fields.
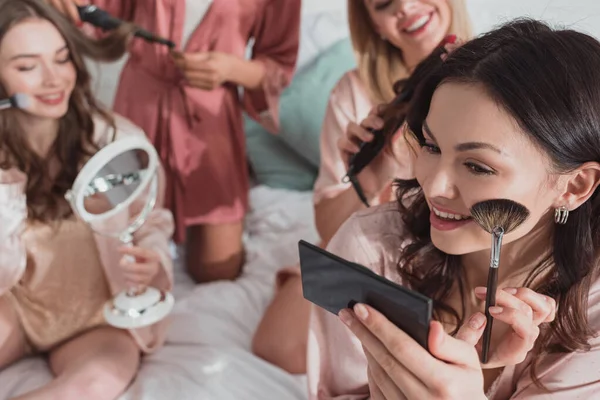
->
xmin=298 ymin=240 xmax=432 ymax=350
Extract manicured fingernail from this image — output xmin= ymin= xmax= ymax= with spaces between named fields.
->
xmin=339 ymin=309 xmax=353 ymax=326
xmin=503 ymin=287 xmax=518 ymax=295
xmin=469 ymin=313 xmax=486 ymax=329
xmin=474 ymin=287 xmax=487 ymax=295
xmin=444 ymin=34 xmax=457 ymax=44
xmin=489 ymin=306 xmax=503 ymax=314
xmin=76 ymin=21 xmax=84 ymax=28
xmin=354 ymin=304 xmax=369 ymax=321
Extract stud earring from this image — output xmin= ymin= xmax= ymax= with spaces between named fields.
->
xmin=554 ymin=206 xmax=569 ymax=224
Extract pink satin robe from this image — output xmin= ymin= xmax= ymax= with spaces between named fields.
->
xmin=308 ymin=203 xmax=600 ymax=399
xmin=90 ymin=0 xmax=301 ymax=242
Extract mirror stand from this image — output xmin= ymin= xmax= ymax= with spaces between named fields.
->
xmin=67 ymin=136 xmax=174 ymax=330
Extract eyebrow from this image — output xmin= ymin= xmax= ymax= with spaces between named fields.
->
xmin=9 ymin=45 xmax=69 ymax=61
xmin=422 ymin=120 xmax=503 ymax=154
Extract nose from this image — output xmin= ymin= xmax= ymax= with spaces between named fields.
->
xmin=419 ymin=159 xmax=458 ymax=201
xmin=393 ymin=0 xmax=419 ymax=16
xmin=41 ymin=63 xmax=60 ymax=87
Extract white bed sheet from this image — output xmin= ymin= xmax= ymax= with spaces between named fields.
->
xmin=0 ymin=186 xmax=319 ymax=400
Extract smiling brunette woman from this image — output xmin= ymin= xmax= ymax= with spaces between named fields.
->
xmin=307 ymin=19 xmax=600 ymax=400
xmin=0 ymin=1 xmax=173 ymax=399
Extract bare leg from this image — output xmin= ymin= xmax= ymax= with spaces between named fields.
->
xmin=186 ymin=221 xmax=245 ymax=283
xmin=252 ymin=275 xmax=311 ymax=374
xmin=12 ymin=327 xmax=140 ymax=400
xmin=0 ymin=294 xmax=27 ymax=369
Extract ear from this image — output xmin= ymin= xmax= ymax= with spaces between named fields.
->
xmin=556 ymin=162 xmax=600 ymax=211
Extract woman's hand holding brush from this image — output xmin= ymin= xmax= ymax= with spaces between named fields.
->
xmin=471 ymin=286 xmax=556 ymax=368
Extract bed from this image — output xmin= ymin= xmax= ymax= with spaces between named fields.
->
xmin=0 ymin=186 xmax=319 ymax=400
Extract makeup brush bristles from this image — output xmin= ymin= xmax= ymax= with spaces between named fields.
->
xmin=10 ymin=93 xmax=30 ymax=110
xmin=470 ymin=199 xmax=530 ymax=234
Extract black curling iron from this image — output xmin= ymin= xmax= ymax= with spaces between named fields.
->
xmin=342 ymin=88 xmax=412 ymax=207
xmin=76 ymin=5 xmax=176 ymax=49
xmin=343 ymin=44 xmax=449 ymax=207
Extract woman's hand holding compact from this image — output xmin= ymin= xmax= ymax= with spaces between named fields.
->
xmin=339 ymin=304 xmax=487 ymax=400
xmin=473 ymin=286 xmax=556 ymax=369
xmin=339 ymin=286 xmax=556 ymax=399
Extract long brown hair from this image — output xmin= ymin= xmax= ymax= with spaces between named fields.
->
xmin=0 ymin=0 xmax=135 ymax=222
xmin=384 ymin=19 xmax=600 ymax=386
xmin=347 ymin=0 xmax=472 ymax=104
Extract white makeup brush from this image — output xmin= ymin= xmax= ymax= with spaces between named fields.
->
xmin=0 ymin=93 xmax=30 ymax=111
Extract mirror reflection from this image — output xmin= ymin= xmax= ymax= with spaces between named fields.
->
xmin=82 ymin=149 xmax=150 ymax=216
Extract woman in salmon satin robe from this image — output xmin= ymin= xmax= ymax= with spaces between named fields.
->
xmin=51 ymin=0 xmax=302 ymax=283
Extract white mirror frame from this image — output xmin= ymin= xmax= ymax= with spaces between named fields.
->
xmin=67 ymin=136 xmax=159 ymax=224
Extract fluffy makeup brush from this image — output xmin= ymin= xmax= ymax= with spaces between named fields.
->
xmin=470 ymin=199 xmax=530 ymax=364
xmin=0 ymin=93 xmax=30 ymax=111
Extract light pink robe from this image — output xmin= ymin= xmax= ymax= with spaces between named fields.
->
xmin=308 ymin=202 xmax=600 ymax=399
xmin=277 ymin=70 xmax=410 ymax=286
xmin=0 ymin=114 xmax=174 ymax=353
xmin=90 ymin=0 xmax=301 ymax=242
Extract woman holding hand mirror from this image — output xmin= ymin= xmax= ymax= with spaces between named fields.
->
xmin=0 ymin=0 xmax=173 ymax=398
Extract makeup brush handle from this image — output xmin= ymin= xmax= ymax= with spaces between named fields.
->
xmin=481 ymin=267 xmax=498 ymax=364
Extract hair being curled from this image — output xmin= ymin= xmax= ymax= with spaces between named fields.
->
xmin=0 ymin=0 xmax=136 ymax=222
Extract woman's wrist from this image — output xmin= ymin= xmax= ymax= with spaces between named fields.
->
xmin=227 ymin=56 xmax=266 ymax=90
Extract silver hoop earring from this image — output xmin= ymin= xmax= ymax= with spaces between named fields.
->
xmin=554 ymin=206 xmax=569 ymax=224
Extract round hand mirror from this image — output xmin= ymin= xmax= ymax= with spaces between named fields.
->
xmin=66 ymin=136 xmax=174 ymax=329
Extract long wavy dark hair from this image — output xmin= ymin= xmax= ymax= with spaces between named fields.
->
xmin=381 ymin=19 xmax=600 ymax=386
xmin=0 ymin=0 xmax=136 ymax=222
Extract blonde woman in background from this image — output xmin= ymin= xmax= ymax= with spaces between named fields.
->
xmin=252 ymin=0 xmax=472 ymax=375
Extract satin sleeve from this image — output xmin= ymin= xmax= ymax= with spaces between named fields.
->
xmin=312 ymin=75 xmax=359 ymax=205
xmin=0 ymin=168 xmax=28 ymax=296
xmin=509 ymin=277 xmax=600 ymax=399
xmin=242 ymin=0 xmax=301 ymax=134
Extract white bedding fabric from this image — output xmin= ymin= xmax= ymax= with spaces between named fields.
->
xmin=0 ymin=186 xmax=319 ymax=400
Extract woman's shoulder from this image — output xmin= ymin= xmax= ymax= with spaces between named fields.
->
xmin=92 ymin=112 xmax=148 ymax=147
xmin=326 ymin=202 xmax=406 ymax=277
xmin=350 ymin=201 xmax=404 ymax=239
xmin=329 ymin=69 xmax=372 ymax=111
xmin=331 ymin=69 xmax=369 ymax=100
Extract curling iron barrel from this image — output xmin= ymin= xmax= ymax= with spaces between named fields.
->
xmin=76 ymin=5 xmax=176 ymax=49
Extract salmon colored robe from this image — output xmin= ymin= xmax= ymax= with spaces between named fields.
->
xmin=90 ymin=0 xmax=301 ymax=242
xmin=0 ymin=114 xmax=174 ymax=354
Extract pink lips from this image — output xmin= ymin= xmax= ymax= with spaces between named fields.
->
xmin=401 ymin=12 xmax=434 ymax=37
xmin=430 ymin=211 xmax=473 ymax=231
xmin=429 ymin=203 xmax=473 ymax=232
xmin=35 ymin=92 xmax=65 ymax=106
